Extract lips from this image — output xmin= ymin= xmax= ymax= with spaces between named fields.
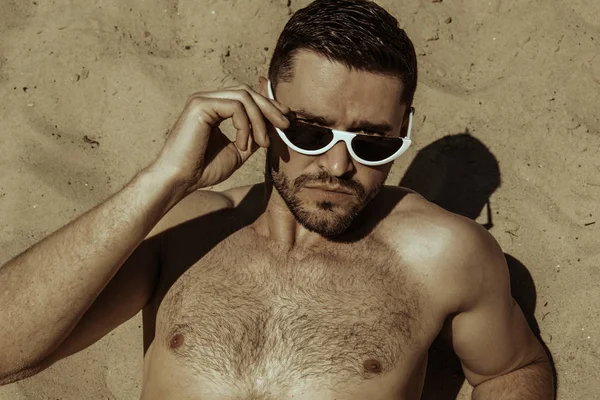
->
xmin=305 ymin=185 xmax=354 ymax=195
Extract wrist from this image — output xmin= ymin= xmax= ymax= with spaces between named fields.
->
xmin=139 ymin=163 xmax=190 ymax=210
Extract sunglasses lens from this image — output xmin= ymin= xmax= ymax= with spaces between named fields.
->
xmin=351 ymin=135 xmax=404 ymax=162
xmin=283 ymin=122 xmax=334 ymax=151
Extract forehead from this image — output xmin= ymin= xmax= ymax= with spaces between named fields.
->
xmin=276 ymin=50 xmax=406 ymax=128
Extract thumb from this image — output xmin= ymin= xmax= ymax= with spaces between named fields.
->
xmin=233 ymin=130 xmax=261 ymax=165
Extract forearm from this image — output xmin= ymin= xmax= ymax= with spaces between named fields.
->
xmin=472 ymin=357 xmax=554 ymax=400
xmin=0 ymin=164 xmax=183 ymax=375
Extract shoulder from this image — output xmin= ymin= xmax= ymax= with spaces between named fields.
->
xmin=148 ymin=184 xmax=259 ymax=238
xmin=376 ymin=186 xmax=509 ymax=313
xmin=377 ymin=186 xmax=501 ymax=259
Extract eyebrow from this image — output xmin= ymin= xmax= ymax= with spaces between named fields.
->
xmin=293 ymin=108 xmax=394 ymax=134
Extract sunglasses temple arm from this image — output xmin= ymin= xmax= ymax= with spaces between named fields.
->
xmin=405 ymin=109 xmax=415 ymax=140
xmin=267 ymin=79 xmax=275 ymax=100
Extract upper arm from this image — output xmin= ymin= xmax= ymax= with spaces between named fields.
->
xmin=39 ymin=189 xmax=234 ymax=369
xmin=445 ymin=221 xmax=546 ymax=386
xmin=39 ymin=228 xmax=163 ymax=369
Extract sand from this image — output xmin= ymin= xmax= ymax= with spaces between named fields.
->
xmin=0 ymin=0 xmax=598 ymax=399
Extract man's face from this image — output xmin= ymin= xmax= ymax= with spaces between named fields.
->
xmin=265 ymin=50 xmax=409 ymax=237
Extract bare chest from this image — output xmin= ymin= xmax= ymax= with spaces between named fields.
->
xmin=153 ymin=230 xmax=428 ymax=391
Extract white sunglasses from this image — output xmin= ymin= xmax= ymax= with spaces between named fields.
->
xmin=267 ymin=80 xmax=413 ymax=166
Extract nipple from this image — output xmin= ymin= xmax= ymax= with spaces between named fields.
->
xmin=363 ymin=358 xmax=383 ymax=374
xmin=169 ymin=333 xmax=185 ymax=349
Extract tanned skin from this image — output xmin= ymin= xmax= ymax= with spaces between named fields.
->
xmin=0 ymin=50 xmax=553 ymax=399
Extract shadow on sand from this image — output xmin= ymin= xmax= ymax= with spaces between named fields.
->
xmin=399 ymin=132 xmax=557 ymax=399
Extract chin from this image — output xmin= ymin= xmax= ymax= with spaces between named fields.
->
xmin=268 ymin=164 xmax=380 ymax=237
xmin=292 ymin=197 xmax=363 ymax=237
xmin=297 ymin=212 xmax=354 ymax=237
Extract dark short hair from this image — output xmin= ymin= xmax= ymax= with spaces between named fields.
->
xmin=268 ymin=0 xmax=418 ymax=108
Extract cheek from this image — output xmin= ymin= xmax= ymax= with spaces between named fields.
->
xmin=269 ymin=127 xmax=306 ymax=167
xmin=354 ymin=165 xmax=391 ymax=190
xmin=270 ymin=131 xmax=291 ymax=164
xmin=270 ymin=143 xmax=315 ymax=178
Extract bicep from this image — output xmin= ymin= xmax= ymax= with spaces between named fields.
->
xmin=451 ymin=296 xmax=541 ymax=385
xmin=34 ymin=190 xmax=235 ymax=371
xmin=40 ymin=235 xmax=162 ymax=368
xmin=448 ymin=226 xmax=544 ymax=386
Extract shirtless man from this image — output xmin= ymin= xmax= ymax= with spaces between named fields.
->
xmin=0 ymin=1 xmax=553 ymax=398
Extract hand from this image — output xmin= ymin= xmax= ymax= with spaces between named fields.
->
xmin=152 ymin=84 xmax=290 ymax=195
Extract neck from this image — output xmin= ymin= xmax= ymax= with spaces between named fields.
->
xmin=251 ymin=180 xmax=329 ymax=250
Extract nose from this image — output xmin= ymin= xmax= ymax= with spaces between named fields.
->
xmin=316 ymin=140 xmax=355 ymax=177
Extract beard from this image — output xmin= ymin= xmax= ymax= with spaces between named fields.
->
xmin=268 ymin=164 xmax=385 ymax=237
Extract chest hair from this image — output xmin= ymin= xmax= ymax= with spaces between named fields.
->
xmin=156 ymin=231 xmax=423 ymax=389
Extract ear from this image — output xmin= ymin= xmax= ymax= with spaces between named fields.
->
xmin=258 ymin=76 xmax=268 ymax=97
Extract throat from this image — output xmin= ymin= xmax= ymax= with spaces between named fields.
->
xmin=249 ymin=218 xmax=332 ymax=255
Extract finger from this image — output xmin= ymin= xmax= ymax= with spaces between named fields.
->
xmin=237 ymin=84 xmax=291 ymax=130
xmin=222 ymin=132 xmax=260 ymax=172
xmin=236 ymin=89 xmax=270 ymax=148
xmin=202 ymin=89 xmax=270 ymax=148
xmin=225 ymin=99 xmax=254 ymax=152
xmin=240 ymin=129 xmax=261 ymax=162
xmin=193 ymin=97 xmax=253 ymax=152
xmin=267 ymin=98 xmax=292 ymax=117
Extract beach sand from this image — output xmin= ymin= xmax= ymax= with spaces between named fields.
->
xmin=0 ymin=0 xmax=598 ymax=398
